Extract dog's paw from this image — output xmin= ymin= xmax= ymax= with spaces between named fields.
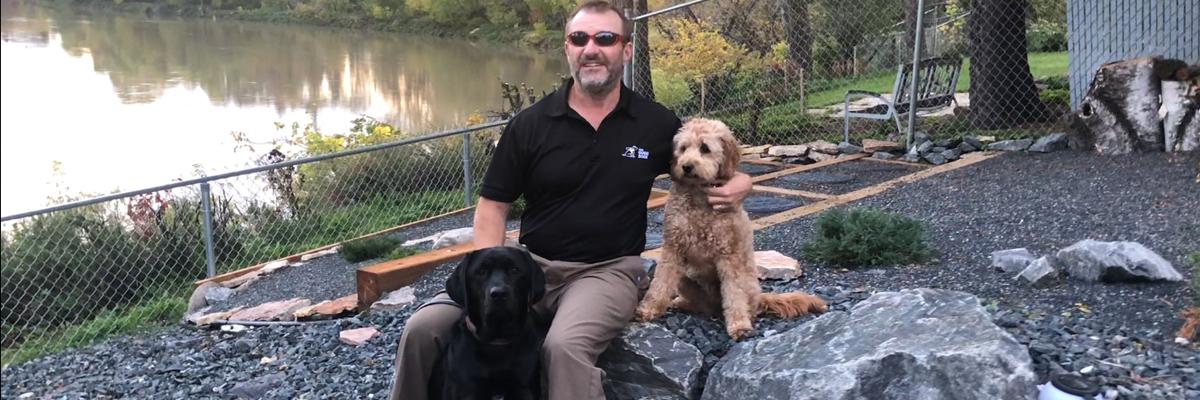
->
xmin=811 ymin=298 xmax=829 ymax=314
xmin=634 ymin=305 xmax=663 ymax=322
xmin=726 ymin=320 xmax=754 ymax=341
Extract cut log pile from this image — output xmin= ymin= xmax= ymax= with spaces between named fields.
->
xmin=1071 ymin=56 xmax=1199 ymax=154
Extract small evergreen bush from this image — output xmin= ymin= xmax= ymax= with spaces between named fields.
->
xmin=385 ymin=246 xmax=420 ymax=260
xmin=340 ymin=236 xmax=402 ymax=262
xmin=803 ymin=208 xmax=934 ymax=268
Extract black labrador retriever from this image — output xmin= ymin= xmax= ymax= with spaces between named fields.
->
xmin=429 ymin=246 xmax=547 ymax=400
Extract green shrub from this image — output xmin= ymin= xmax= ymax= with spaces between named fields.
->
xmin=340 ymin=236 xmax=402 ymax=262
xmin=385 ymin=246 xmax=420 ymax=260
xmin=1040 ymin=88 xmax=1069 ymax=107
xmin=802 ymin=208 xmax=934 ymax=268
xmin=652 ymin=68 xmax=693 ymax=113
xmin=1027 ymin=22 xmax=1067 ymax=52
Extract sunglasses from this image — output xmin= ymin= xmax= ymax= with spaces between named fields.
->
xmin=566 ymin=31 xmax=626 ymax=47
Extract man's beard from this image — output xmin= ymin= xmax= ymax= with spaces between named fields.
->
xmin=573 ymin=55 xmax=621 ymax=95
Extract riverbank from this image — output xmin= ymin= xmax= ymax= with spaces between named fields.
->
xmin=33 ymin=0 xmax=566 ymax=53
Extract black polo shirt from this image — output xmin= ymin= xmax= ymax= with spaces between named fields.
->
xmin=480 ymin=80 xmax=682 ymax=263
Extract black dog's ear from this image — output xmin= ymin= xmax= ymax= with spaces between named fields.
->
xmin=519 ymin=249 xmax=545 ymax=304
xmin=446 ymin=251 xmax=477 ymax=309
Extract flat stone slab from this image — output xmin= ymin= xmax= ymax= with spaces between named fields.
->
xmin=228 ymin=298 xmax=311 ymax=322
xmin=293 ymin=294 xmax=357 ymax=320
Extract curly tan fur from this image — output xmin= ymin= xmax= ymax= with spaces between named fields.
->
xmin=635 ymin=118 xmax=827 ymax=340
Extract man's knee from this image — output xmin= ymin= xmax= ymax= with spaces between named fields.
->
xmin=542 ymin=332 xmax=586 ymax=360
xmin=398 ymin=304 xmax=460 ymax=346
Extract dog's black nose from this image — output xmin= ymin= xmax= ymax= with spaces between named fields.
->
xmin=682 ymin=164 xmax=694 ymax=174
xmin=488 ymin=286 xmax=509 ymax=300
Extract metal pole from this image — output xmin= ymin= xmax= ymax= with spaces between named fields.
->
xmin=461 ymin=132 xmax=473 ymax=207
xmin=623 ymin=8 xmax=635 ymax=89
xmin=905 ymin=0 xmax=926 ymax=149
xmin=200 ymin=182 xmax=216 ymax=278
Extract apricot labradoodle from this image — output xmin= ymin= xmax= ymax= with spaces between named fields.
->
xmin=635 ymin=118 xmax=827 ymax=340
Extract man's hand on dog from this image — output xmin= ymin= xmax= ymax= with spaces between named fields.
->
xmin=707 ymin=172 xmax=751 ymax=212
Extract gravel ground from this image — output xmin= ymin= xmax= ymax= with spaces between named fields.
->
xmin=757 ymin=159 xmax=923 ymax=194
xmin=748 ymin=151 xmax=1199 ymax=398
xmin=3 ymin=150 xmax=1197 ymax=399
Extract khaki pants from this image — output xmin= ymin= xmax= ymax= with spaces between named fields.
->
xmin=389 ymin=244 xmax=649 ymax=400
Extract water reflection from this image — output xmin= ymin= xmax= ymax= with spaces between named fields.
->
xmin=0 ymin=1 xmax=567 ymax=215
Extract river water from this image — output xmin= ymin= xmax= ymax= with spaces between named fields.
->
xmin=0 ymin=1 xmax=568 ymax=216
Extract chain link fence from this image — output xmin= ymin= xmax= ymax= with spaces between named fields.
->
xmin=0 ymin=118 xmax=506 ymax=365
xmin=627 ymin=0 xmax=1070 ymax=147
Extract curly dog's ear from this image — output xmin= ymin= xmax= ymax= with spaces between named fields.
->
xmin=717 ymin=125 xmax=742 ymax=180
xmin=446 ymin=250 xmax=477 ymax=309
xmin=518 ymin=249 xmax=545 ymax=304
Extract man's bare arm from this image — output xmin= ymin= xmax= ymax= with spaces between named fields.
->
xmin=473 ymin=197 xmax=511 ymax=248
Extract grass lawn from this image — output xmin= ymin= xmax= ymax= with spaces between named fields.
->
xmin=805 ymin=51 xmax=1068 ymax=107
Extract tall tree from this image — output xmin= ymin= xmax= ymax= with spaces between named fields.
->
xmin=779 ymin=0 xmax=811 ymax=72
xmin=903 ymin=0 xmax=923 ymax=60
xmin=968 ymin=0 xmax=1047 ymax=128
xmin=779 ymin=0 xmax=810 ymax=106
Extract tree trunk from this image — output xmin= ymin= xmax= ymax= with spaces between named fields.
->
xmin=780 ymin=0 xmax=811 ymax=107
xmin=968 ymin=0 xmax=1047 ymax=129
xmin=903 ymin=0 xmax=923 ymax=60
xmin=633 ymin=0 xmax=653 ymax=100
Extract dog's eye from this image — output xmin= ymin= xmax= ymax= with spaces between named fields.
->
xmin=700 ymin=144 xmax=711 ymax=153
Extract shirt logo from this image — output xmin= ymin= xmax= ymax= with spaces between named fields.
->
xmin=623 ymin=145 xmax=650 ymax=160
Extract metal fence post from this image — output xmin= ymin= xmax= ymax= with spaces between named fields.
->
xmin=905 ymin=0 xmax=926 ymax=149
xmin=200 ymin=182 xmax=217 ymax=278
xmin=623 ymin=8 xmax=635 ymax=89
xmin=461 ymin=132 xmax=473 ymax=207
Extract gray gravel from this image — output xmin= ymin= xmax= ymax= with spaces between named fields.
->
xmin=3 ymin=151 xmax=1197 ymax=399
xmin=757 ymin=158 xmax=922 ymax=194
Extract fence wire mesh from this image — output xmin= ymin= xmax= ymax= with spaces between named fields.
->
xmin=0 ymin=122 xmax=502 ymax=365
xmin=629 ymin=0 xmax=1069 ymax=148
xmin=1 ymin=0 xmax=1072 ymax=366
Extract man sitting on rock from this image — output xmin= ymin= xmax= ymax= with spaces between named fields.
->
xmin=388 ymin=2 xmax=751 ymax=399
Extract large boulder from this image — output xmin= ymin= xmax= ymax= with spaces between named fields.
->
xmin=702 ymin=289 xmax=1036 ymax=400
xmin=1055 ymin=240 xmax=1183 ymax=282
xmin=599 ymin=323 xmax=704 ymax=400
